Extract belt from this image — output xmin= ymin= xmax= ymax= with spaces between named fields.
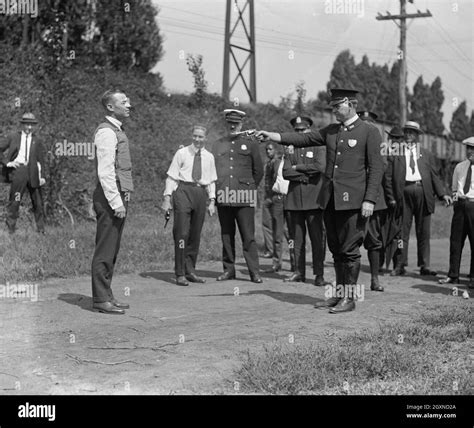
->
xmin=405 ymin=180 xmax=422 ymax=186
xmin=179 ymin=181 xmax=203 ymax=187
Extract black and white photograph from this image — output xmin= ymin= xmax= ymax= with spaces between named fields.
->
xmin=0 ymin=0 xmax=472 ymax=424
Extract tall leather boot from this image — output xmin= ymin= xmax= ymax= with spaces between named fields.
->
xmin=330 ymin=261 xmax=358 ymax=313
xmin=314 ymin=260 xmax=343 ymax=308
xmin=368 ymin=250 xmax=384 ymax=291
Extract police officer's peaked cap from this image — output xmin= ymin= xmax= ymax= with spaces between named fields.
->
xmin=290 ymin=115 xmax=313 ymax=129
xmin=329 ymin=88 xmax=359 ymax=106
xmin=224 ymin=109 xmax=246 ymax=123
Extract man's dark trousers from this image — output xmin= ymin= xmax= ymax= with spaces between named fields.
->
xmin=401 ymin=182 xmax=431 ymax=268
xmin=172 ymin=183 xmax=207 ymax=277
xmin=288 ymin=209 xmax=325 ymax=277
xmin=269 ymin=193 xmax=285 ymax=267
xmin=91 ymin=185 xmax=127 ymax=303
xmin=217 ymin=206 xmax=259 ymax=276
xmin=447 ymin=199 xmax=474 ymax=279
xmin=6 ymin=165 xmax=44 ymax=232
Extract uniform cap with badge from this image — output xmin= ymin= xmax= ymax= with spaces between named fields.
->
xmin=329 ymin=88 xmax=359 ymax=107
xmin=290 ymin=115 xmax=313 ymax=130
xmin=224 ymin=109 xmax=246 ymax=123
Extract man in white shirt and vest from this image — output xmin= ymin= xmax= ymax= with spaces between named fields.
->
xmin=162 ymin=125 xmax=217 ymax=286
xmin=0 ymin=112 xmax=46 ymax=234
xmin=91 ymin=89 xmax=133 ymax=315
xmin=438 ymin=136 xmax=474 ymax=289
xmin=386 ymin=121 xmax=452 ymax=277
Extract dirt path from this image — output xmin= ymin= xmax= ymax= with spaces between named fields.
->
xmin=0 ymin=238 xmax=471 ymax=395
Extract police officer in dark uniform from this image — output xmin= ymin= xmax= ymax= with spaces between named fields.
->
xmin=257 ymin=89 xmax=385 ymax=313
xmin=282 ymin=115 xmax=328 ymax=286
xmin=357 ymin=110 xmax=387 ymax=292
xmin=213 ymin=109 xmax=264 ymax=283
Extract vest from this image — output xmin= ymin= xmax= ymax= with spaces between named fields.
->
xmin=94 ymin=121 xmax=133 ymax=192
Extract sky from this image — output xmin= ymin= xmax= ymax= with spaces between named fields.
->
xmin=151 ymin=0 xmax=473 ymax=129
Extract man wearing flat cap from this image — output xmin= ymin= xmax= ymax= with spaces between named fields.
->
xmin=212 ymin=109 xmax=264 ymax=283
xmin=281 ymin=115 xmax=329 ymax=287
xmin=386 ymin=120 xmax=451 ymax=277
xmin=257 ymin=88 xmax=385 ymax=313
xmin=162 ymin=125 xmax=217 ymax=287
xmin=438 ymin=136 xmax=474 ymax=289
xmin=0 ymin=112 xmax=46 ymax=234
xmin=358 ymin=110 xmax=387 ymax=292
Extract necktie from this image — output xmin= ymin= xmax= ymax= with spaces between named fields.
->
xmin=192 ymin=149 xmax=202 ymax=182
xmin=25 ymin=135 xmax=30 ymax=164
xmin=409 ymin=147 xmax=416 ymax=175
xmin=463 ymin=165 xmax=472 ymax=195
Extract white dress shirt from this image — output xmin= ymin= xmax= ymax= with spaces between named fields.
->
xmin=452 ymin=159 xmax=474 ymax=198
xmin=94 ymin=116 xmax=124 ymax=210
xmin=405 ymin=145 xmax=422 ymax=181
xmin=164 ymin=144 xmax=217 ymax=198
xmin=13 ymin=131 xmax=31 ymax=165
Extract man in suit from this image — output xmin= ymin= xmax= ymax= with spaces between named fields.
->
xmin=257 ymin=88 xmax=385 ymax=313
xmin=386 ymin=121 xmax=452 ymax=276
xmin=261 ymin=142 xmax=286 ymax=273
xmin=357 ymin=110 xmax=387 ymax=292
xmin=213 ymin=109 xmax=264 ymax=283
xmin=161 ymin=125 xmax=217 ymax=286
xmin=0 ymin=112 xmax=46 ymax=234
xmin=91 ymin=89 xmax=133 ymax=315
xmin=282 ymin=115 xmax=329 ymax=287
xmin=261 ymin=142 xmax=278 ymax=259
xmin=438 ymin=136 xmax=474 ymax=288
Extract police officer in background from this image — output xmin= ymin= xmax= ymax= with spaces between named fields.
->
xmin=257 ymin=88 xmax=385 ymax=313
xmin=212 ymin=109 xmax=264 ymax=283
xmin=162 ymin=125 xmax=217 ymax=287
xmin=282 ymin=115 xmax=328 ymax=286
xmin=357 ymin=110 xmax=387 ymax=292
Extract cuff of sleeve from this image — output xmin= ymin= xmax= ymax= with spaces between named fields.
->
xmin=109 ymin=194 xmax=124 ymax=210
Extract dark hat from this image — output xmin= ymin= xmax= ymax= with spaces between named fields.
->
xmin=357 ymin=110 xmax=378 ymax=121
xmin=403 ymin=120 xmax=423 ymax=134
xmin=329 ymin=88 xmax=359 ymax=106
xmin=224 ymin=109 xmax=246 ymax=123
xmin=20 ymin=112 xmax=38 ymax=124
xmin=385 ymin=126 xmax=404 ymax=138
xmin=462 ymin=136 xmax=474 ymax=147
xmin=290 ymin=115 xmax=313 ymax=129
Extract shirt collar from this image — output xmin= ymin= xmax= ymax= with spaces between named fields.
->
xmin=105 ymin=116 xmax=122 ymax=130
xmin=343 ymin=114 xmax=359 ymax=127
xmin=189 ymin=143 xmax=204 ymax=154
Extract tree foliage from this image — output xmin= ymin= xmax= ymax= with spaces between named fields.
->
xmin=450 ymin=101 xmax=471 ymax=141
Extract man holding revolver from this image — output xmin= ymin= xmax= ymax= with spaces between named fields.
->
xmin=256 ymin=89 xmax=385 ymax=313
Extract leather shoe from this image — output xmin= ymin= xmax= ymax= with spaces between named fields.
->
xmin=370 ymin=278 xmax=384 ymax=291
xmin=93 ymin=302 xmax=125 ymax=315
xmin=314 ymin=297 xmax=341 ymax=308
xmin=329 ymin=297 xmax=355 ymax=314
xmin=261 ymin=251 xmax=272 ymax=258
xmin=263 ymin=265 xmax=281 ymax=273
xmin=216 ymin=271 xmax=236 ymax=281
xmin=390 ymin=266 xmax=405 ymax=276
xmin=250 ymin=274 xmax=263 ymax=283
xmin=420 ymin=268 xmax=437 ymax=276
xmin=313 ymin=275 xmax=330 ymax=287
xmin=176 ymin=276 xmax=189 ymax=286
xmin=283 ymin=273 xmax=305 ymax=283
xmin=186 ymin=273 xmax=206 ymax=283
xmin=111 ymin=299 xmax=130 ymax=309
xmin=438 ymin=277 xmax=459 ymax=284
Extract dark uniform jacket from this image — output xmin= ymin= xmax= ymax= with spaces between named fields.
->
xmin=282 ymin=145 xmax=326 ymax=210
xmin=0 ymin=132 xmax=44 ymax=187
xmin=385 ymin=147 xmax=446 ymax=214
xmin=280 ymin=118 xmax=384 ymax=211
xmin=212 ymin=134 xmax=264 ymax=207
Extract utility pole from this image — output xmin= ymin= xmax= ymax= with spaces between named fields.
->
xmin=222 ymin=0 xmax=257 ymax=103
xmin=376 ymin=0 xmax=432 ymax=126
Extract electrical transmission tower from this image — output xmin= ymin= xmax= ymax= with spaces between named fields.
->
xmin=376 ymin=0 xmax=432 ymax=126
xmin=222 ymin=0 xmax=256 ymax=103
